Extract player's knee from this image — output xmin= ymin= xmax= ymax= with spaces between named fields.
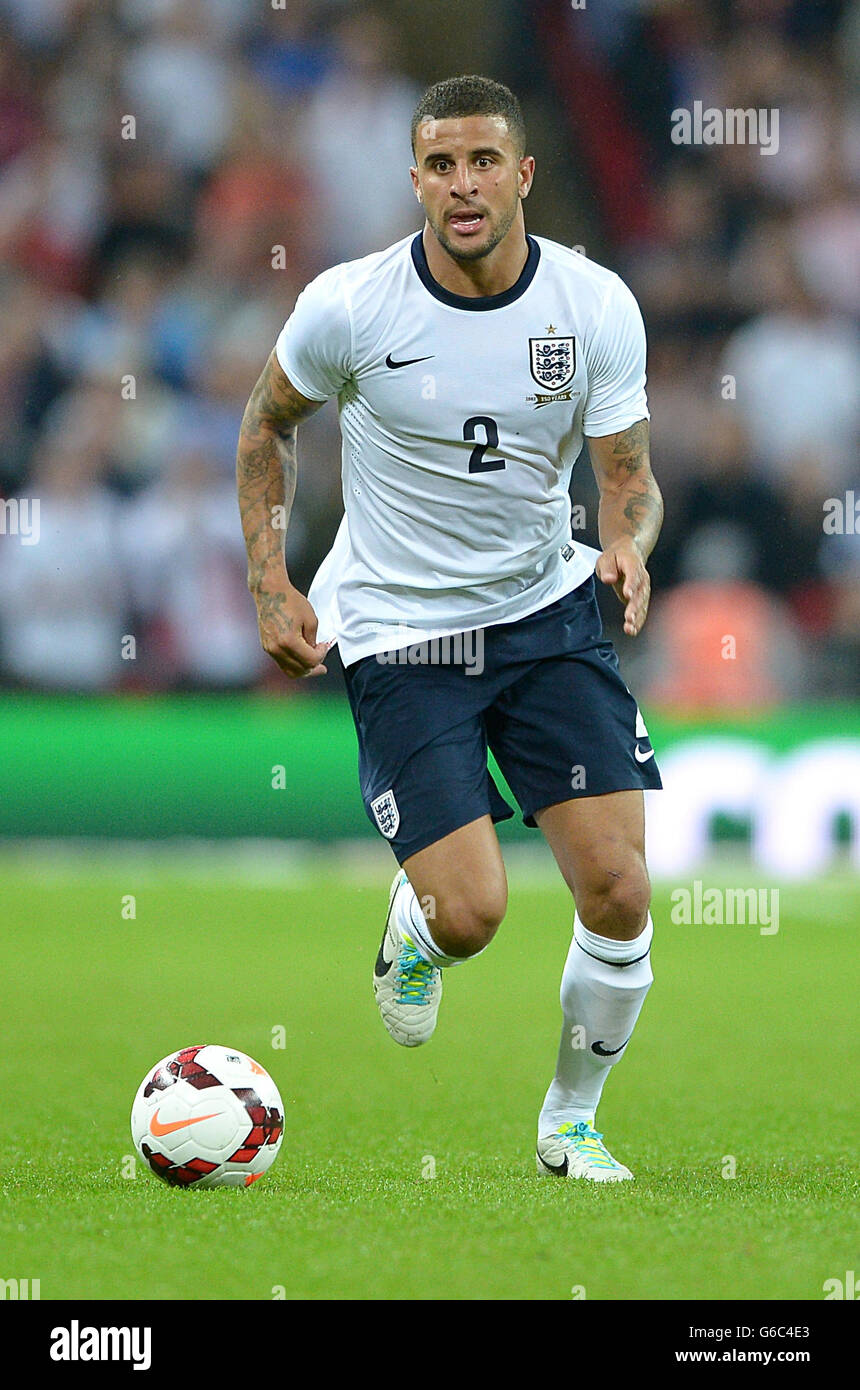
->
xmin=431 ymin=886 xmax=507 ymax=958
xmin=576 ymin=858 xmax=650 ymax=940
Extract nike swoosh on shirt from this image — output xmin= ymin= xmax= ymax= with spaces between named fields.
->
xmin=634 ymin=744 xmax=655 ymax=763
xmin=591 ymin=1037 xmax=631 ymax=1057
xmin=149 ymin=1108 xmax=219 ymax=1137
xmin=385 ymin=353 xmax=435 ymax=369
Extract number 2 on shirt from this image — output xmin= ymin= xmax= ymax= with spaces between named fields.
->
xmin=464 ymin=415 xmax=506 ymax=473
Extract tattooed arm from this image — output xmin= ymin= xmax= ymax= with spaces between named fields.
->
xmin=236 ymin=350 xmax=328 ymax=677
xmin=586 ymin=419 xmax=664 ymax=637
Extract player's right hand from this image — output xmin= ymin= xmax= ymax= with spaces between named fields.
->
xmin=251 ymin=578 xmax=330 ymax=678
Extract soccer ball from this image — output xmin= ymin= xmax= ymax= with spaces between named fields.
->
xmin=131 ymin=1044 xmax=284 ymax=1189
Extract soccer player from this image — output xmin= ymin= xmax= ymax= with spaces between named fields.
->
xmin=237 ymin=76 xmax=664 ymax=1181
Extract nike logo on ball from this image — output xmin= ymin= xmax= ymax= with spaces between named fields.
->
xmin=149 ymin=1108 xmax=219 ymax=1137
xmin=591 ymin=1037 xmax=631 ymax=1057
xmin=634 ymin=744 xmax=655 ymax=763
xmin=385 ymin=353 xmax=434 ymax=369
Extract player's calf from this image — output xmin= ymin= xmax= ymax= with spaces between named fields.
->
xmin=372 ymin=855 xmax=505 ymax=1047
xmin=373 ymin=871 xmax=444 ymax=1047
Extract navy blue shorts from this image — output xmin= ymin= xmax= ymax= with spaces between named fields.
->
xmin=342 ymin=577 xmax=662 ymax=864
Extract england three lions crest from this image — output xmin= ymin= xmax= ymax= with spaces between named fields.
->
xmin=529 ymin=336 xmax=576 ymax=391
xmin=371 ymin=789 xmax=400 ymax=839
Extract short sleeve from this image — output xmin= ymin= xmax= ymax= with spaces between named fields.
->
xmin=582 ymin=274 xmax=649 ymax=437
xmin=275 ymin=265 xmax=352 ymax=402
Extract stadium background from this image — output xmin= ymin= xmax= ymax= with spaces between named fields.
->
xmin=0 ymin=0 xmax=858 ymax=1306
xmin=0 ymin=0 xmax=858 ymax=866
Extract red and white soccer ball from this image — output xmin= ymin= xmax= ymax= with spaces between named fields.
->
xmin=131 ymin=1045 xmax=284 ymax=1189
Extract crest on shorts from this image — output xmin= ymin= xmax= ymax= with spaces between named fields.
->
xmin=529 ymin=336 xmax=575 ymax=391
xmin=371 ymin=789 xmax=400 ymax=839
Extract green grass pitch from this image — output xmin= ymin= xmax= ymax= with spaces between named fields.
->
xmin=1 ymin=862 xmax=857 ymax=1301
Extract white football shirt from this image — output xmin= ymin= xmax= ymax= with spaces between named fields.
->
xmin=275 ymin=232 xmax=648 ymax=665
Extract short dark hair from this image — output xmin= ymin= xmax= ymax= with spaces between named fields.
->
xmin=411 ymin=75 xmax=526 ymax=159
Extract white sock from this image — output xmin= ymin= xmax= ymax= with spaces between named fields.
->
xmin=391 ymin=878 xmax=470 ymax=968
xmin=538 ymin=912 xmax=653 ymax=1135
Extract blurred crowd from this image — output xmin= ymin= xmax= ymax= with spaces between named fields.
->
xmin=585 ymin=0 xmax=860 ymax=704
xmin=0 ymin=0 xmax=857 ymax=705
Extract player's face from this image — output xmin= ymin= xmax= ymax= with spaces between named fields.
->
xmin=411 ymin=115 xmax=534 ymax=262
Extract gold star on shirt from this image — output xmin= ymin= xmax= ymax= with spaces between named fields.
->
xmin=546 ymin=324 xmax=556 ymax=334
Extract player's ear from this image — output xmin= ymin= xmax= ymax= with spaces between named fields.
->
xmin=518 ymin=155 xmax=535 ymax=198
xmin=410 ymin=166 xmax=423 ymax=202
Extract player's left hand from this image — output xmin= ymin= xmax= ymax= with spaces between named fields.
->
xmin=595 ymin=539 xmax=651 ymax=637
